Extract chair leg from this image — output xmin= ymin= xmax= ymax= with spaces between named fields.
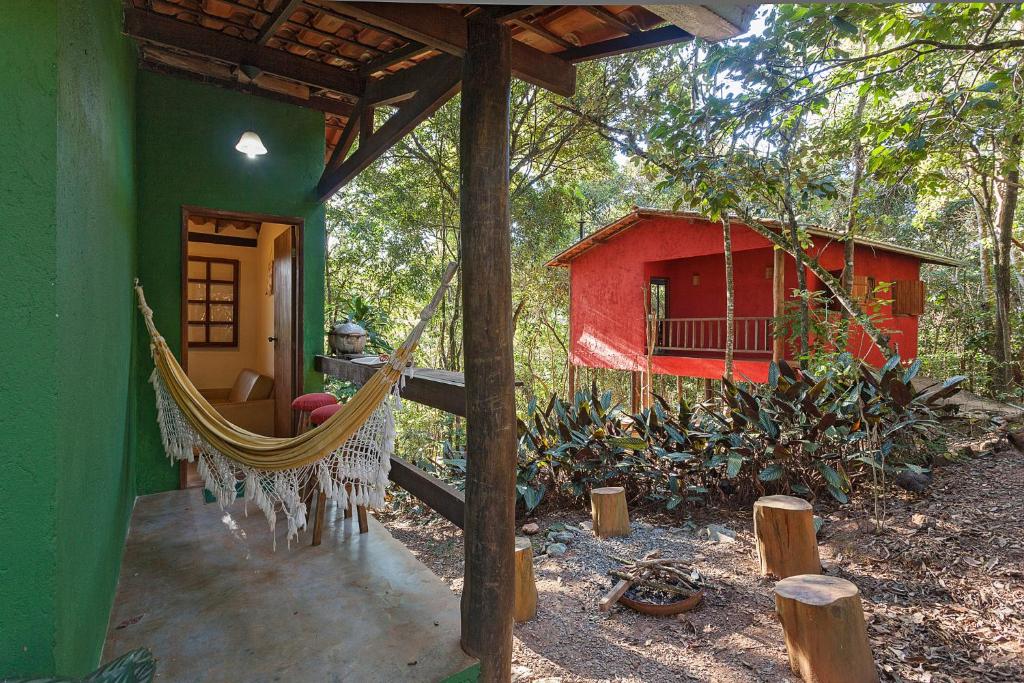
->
xmin=311 ymin=493 xmax=327 ymax=546
xmin=356 ymin=505 xmax=368 ymax=534
xmin=344 ymin=482 xmax=353 ymax=519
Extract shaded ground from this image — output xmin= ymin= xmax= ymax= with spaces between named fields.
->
xmin=379 ymin=433 xmax=1024 ymax=682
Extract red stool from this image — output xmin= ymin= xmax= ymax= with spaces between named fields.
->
xmin=307 ymin=400 xmax=369 ymax=542
xmin=309 ymin=402 xmax=343 ymax=426
xmin=291 ymin=392 xmax=337 ymax=433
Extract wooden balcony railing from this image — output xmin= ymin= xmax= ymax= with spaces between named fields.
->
xmin=315 ymin=355 xmax=465 ymax=528
xmin=651 ymin=317 xmax=774 ymax=355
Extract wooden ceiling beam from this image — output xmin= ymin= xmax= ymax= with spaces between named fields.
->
xmin=125 ymin=7 xmax=363 ymax=97
xmin=255 ymin=0 xmax=304 ymax=45
xmin=361 ymin=53 xmax=456 ymax=107
xmin=560 ymin=25 xmax=693 ymax=63
xmin=317 ymin=56 xmax=461 ymax=199
xmin=138 ymin=58 xmax=356 ymax=117
xmin=330 ymin=3 xmax=576 ymax=97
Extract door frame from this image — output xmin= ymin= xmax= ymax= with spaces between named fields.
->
xmin=179 ymin=205 xmax=305 ymax=436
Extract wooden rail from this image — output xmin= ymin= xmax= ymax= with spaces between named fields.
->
xmin=652 ymin=316 xmax=773 ymax=355
xmin=314 ymin=354 xmax=466 ymax=528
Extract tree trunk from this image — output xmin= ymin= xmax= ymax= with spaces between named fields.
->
xmin=841 ymin=88 xmax=868 ymax=352
xmin=459 ymin=17 xmax=516 ymax=681
xmin=784 ymin=204 xmax=811 ymax=367
xmin=753 ymin=495 xmax=821 ymax=579
xmin=993 ymin=134 xmax=1021 ymax=387
xmin=590 ymin=486 xmax=631 ymax=538
xmin=722 ymin=216 xmax=735 ymax=381
xmin=736 ymin=207 xmax=894 ymax=361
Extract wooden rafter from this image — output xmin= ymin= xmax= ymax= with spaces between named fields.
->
xmin=509 ymin=18 xmax=574 ymax=50
xmin=330 ymin=2 xmax=576 ymax=96
xmin=582 ymin=5 xmax=638 ymax=35
xmin=124 ymin=8 xmax=362 ymax=97
xmin=359 ymin=42 xmax=431 ymax=76
xmin=560 ymin=25 xmax=693 ymax=63
xmin=317 ymin=56 xmax=462 ymax=199
xmin=255 ymin=0 xmax=304 ymax=45
xmin=138 ymin=58 xmax=356 ymax=118
xmin=324 ymin=107 xmax=362 ymax=172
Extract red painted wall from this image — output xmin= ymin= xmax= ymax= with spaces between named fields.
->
xmin=568 ymin=215 xmax=922 ymax=382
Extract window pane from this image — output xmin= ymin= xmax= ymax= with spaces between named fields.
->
xmin=187 ymin=260 xmax=206 ymax=278
xmin=188 ymin=282 xmax=207 ymax=301
xmin=210 ymin=262 xmax=234 ymax=281
xmin=209 ymin=326 xmax=234 ymax=344
xmin=188 ymin=325 xmax=206 ymax=343
xmin=188 ymin=304 xmax=206 ymax=322
xmin=209 ymin=304 xmax=234 ymax=322
xmin=209 ymin=283 xmax=234 ymax=302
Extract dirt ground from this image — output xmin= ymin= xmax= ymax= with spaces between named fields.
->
xmin=380 ymin=429 xmax=1024 ymax=683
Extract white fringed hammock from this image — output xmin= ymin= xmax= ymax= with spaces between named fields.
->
xmin=136 ymin=262 xmax=457 ymax=545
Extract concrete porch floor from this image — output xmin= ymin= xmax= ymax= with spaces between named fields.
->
xmin=103 ymin=489 xmax=477 ymax=682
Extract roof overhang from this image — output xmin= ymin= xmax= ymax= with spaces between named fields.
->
xmin=546 ymin=207 xmax=964 ymax=268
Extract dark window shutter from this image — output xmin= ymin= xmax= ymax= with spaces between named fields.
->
xmin=892 ymin=280 xmax=925 ymax=316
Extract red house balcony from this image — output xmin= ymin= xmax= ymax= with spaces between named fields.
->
xmin=651 ymin=316 xmax=774 ymax=357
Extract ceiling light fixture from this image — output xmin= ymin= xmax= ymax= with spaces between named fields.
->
xmin=235 ymin=130 xmax=267 ymax=159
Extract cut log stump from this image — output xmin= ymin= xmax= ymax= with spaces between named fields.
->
xmin=753 ymin=495 xmax=820 ymax=578
xmin=590 ymin=486 xmax=630 ymax=538
xmin=514 ymin=537 xmax=537 ymax=622
xmin=775 ymin=575 xmax=878 ymax=683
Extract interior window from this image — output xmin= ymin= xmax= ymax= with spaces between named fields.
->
xmin=187 ymin=256 xmax=239 ymax=347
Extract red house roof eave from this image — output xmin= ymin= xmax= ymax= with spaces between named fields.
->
xmin=545 ymin=208 xmax=964 ymax=268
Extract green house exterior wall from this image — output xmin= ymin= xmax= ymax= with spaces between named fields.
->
xmin=133 ymin=71 xmax=326 ymax=495
xmin=1 ymin=7 xmax=325 ymax=676
xmin=0 ymin=2 xmax=60 ymax=676
xmin=1 ymin=0 xmax=138 ymax=677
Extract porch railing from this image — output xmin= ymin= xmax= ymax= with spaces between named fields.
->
xmin=651 ymin=317 xmax=774 ymax=355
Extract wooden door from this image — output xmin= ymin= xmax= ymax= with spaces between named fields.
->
xmin=273 ymin=230 xmax=297 ymax=436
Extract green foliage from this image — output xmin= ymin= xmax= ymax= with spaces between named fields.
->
xmin=504 ymin=358 xmax=962 ymax=514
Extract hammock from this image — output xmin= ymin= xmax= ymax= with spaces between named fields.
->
xmin=135 ymin=262 xmax=458 ymax=544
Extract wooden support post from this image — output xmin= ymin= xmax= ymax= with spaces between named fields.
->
xmin=513 ymin=537 xmax=538 ymax=622
xmin=459 ymin=16 xmax=516 ymax=681
xmin=753 ymin=495 xmax=821 ymax=579
xmin=703 ymin=378 xmax=714 ymax=401
xmin=775 ymin=575 xmax=878 ymax=683
xmin=772 ymin=247 xmax=786 ymax=362
xmin=590 ymin=486 xmax=630 ymax=538
xmin=567 ymin=361 xmax=577 ymax=400
xmin=630 ymin=370 xmax=641 ymax=413
xmin=676 ymin=376 xmax=684 ymax=408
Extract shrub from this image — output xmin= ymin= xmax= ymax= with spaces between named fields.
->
xmin=505 ymin=354 xmax=963 ymax=514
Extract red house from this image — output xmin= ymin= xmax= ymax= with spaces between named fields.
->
xmin=547 ymin=208 xmax=959 ymax=385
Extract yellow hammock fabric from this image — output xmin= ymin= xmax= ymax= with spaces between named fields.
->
xmin=134 ymin=262 xmax=457 ymax=543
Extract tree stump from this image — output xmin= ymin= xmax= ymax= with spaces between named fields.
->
xmin=514 ymin=537 xmax=537 ymax=622
xmin=753 ymin=495 xmax=821 ymax=578
xmin=590 ymin=486 xmax=630 ymax=538
xmin=775 ymin=575 xmax=878 ymax=683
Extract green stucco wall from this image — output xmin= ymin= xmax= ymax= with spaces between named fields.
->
xmin=0 ymin=2 xmax=60 ymax=675
xmin=133 ymin=71 xmax=326 ymax=494
xmin=1 ymin=0 xmax=138 ymax=677
xmin=53 ymin=0 xmax=139 ymax=674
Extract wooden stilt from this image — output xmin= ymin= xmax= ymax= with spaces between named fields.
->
xmin=630 ymin=370 xmax=641 ymax=413
xmin=459 ymin=16 xmax=517 ymax=680
xmin=775 ymin=575 xmax=878 ymax=683
xmin=311 ymin=493 xmax=327 ymax=546
xmin=753 ymin=495 xmax=821 ymax=578
xmin=513 ymin=537 xmax=538 ymax=622
xmin=703 ymin=378 xmax=714 ymax=401
xmin=590 ymin=486 xmax=630 ymax=538
xmin=772 ymin=247 xmax=786 ymax=362
xmin=567 ymin=361 xmax=577 ymax=400
xmin=676 ymin=376 xmax=684 ymax=409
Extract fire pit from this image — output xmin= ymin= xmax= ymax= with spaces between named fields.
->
xmin=600 ymin=552 xmax=705 ymax=616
